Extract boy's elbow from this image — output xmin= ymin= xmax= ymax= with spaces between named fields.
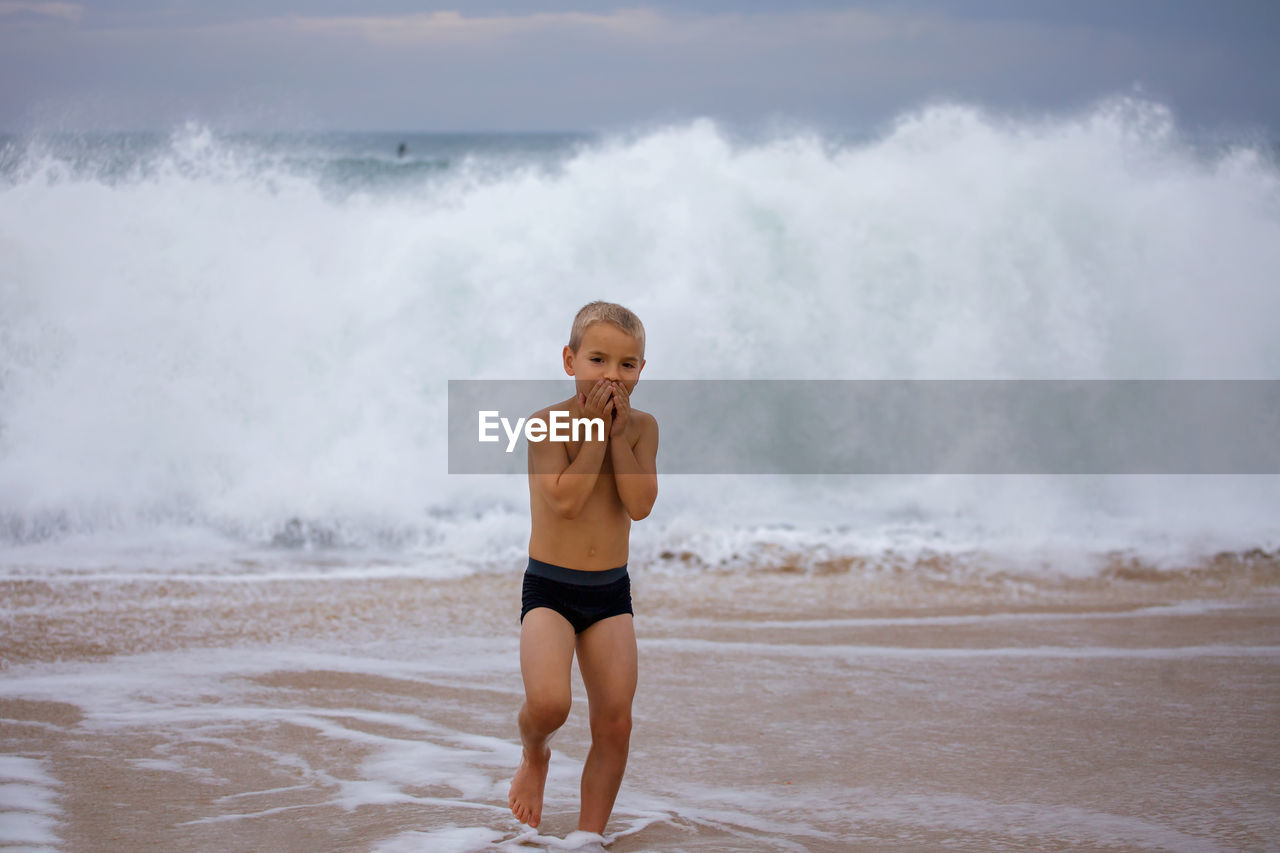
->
xmin=540 ymin=482 xmax=585 ymax=519
xmin=552 ymin=495 xmax=585 ymax=520
xmin=628 ymin=492 xmax=657 ymax=521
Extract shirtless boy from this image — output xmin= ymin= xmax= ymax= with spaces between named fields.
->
xmin=508 ymin=301 xmax=659 ymax=835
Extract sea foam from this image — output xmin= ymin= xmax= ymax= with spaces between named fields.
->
xmin=2 ymin=99 xmax=1278 ymax=575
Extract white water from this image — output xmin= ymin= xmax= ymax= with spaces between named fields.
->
xmin=2 ymin=97 xmax=1279 ymax=575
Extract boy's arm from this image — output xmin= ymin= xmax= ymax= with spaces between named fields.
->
xmin=609 ymin=402 xmax=659 ymax=521
xmin=529 ymin=384 xmax=613 ymax=519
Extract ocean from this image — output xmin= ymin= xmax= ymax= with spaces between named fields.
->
xmin=2 ymin=99 xmax=1279 ymax=851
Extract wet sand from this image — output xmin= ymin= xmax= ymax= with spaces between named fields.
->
xmin=2 ymin=565 xmax=1279 ymax=851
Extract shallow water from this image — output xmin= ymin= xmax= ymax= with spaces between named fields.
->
xmin=2 ymin=560 xmax=1278 ymax=852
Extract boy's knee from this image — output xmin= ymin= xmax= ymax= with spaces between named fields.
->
xmin=525 ymin=695 xmax=571 ymax=732
xmin=590 ymin=708 xmax=631 ymax=746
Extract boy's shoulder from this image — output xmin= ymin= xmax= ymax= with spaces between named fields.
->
xmin=630 ymin=407 xmax=658 ymax=430
xmin=626 ymin=407 xmax=659 ymax=450
xmin=528 ymin=397 xmax=577 ymax=421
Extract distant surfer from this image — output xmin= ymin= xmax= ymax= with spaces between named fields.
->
xmin=397 ymin=142 xmax=407 ymax=158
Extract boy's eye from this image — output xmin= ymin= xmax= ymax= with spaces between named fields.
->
xmin=590 ymin=357 xmax=603 ymax=363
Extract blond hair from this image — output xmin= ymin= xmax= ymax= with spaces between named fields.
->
xmin=568 ymin=301 xmax=645 ymax=356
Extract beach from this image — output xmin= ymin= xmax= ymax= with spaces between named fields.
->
xmin=4 ymin=555 xmax=1278 ymax=852
xmin=3 ymin=120 xmax=1280 ymax=850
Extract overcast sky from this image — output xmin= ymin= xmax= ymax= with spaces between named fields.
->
xmin=2 ymin=1 xmax=1278 ymax=133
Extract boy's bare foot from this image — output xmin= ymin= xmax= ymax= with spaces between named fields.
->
xmin=508 ymin=746 xmax=550 ymax=828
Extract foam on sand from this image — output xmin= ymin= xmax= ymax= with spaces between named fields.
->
xmin=0 ymin=756 xmax=61 ymax=850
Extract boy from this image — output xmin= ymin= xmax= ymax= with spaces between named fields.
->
xmin=508 ymin=301 xmax=659 ymax=836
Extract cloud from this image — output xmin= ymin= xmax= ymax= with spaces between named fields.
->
xmin=275 ymin=6 xmax=931 ymax=50
xmin=287 ymin=8 xmax=666 ymax=45
xmin=0 ymin=1 xmax=82 ymax=22
xmin=1 ymin=4 xmax=1276 ymax=133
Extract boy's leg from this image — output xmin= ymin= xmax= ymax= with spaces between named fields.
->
xmin=574 ymin=613 xmax=638 ymax=834
xmin=510 ymin=607 xmax=576 ymax=828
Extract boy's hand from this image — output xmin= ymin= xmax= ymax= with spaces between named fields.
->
xmin=608 ymin=381 xmax=631 ymax=438
xmin=576 ymin=379 xmax=613 ymax=438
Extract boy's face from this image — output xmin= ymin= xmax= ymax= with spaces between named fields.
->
xmin=563 ymin=322 xmax=645 ymax=397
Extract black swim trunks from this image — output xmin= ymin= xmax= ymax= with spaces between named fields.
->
xmin=520 ymin=557 xmax=633 ymax=634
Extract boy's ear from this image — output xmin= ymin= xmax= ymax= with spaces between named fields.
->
xmin=637 ymin=358 xmax=646 ymax=378
xmin=562 ymin=345 xmax=576 ymax=376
